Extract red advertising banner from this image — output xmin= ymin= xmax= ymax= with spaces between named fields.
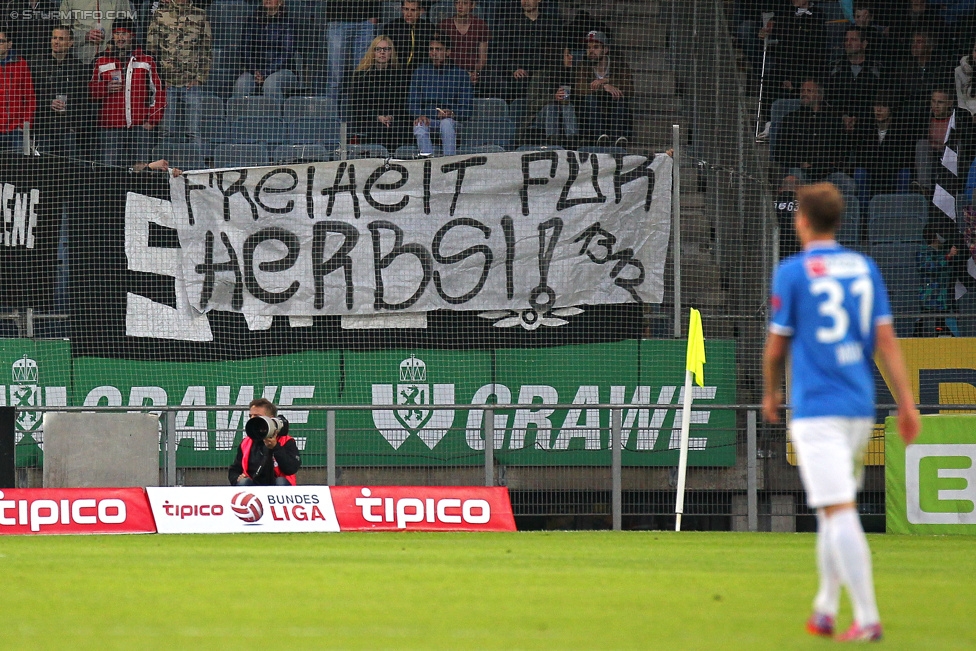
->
xmin=0 ymin=488 xmax=156 ymax=535
xmin=331 ymin=486 xmax=517 ymax=532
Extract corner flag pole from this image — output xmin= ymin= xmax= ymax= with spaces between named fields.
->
xmin=676 ymin=308 xmax=705 ymax=532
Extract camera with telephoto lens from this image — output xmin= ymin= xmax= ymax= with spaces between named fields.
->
xmin=244 ymin=415 xmax=285 ymax=440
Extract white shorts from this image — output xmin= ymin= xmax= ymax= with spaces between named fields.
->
xmin=789 ymin=416 xmax=874 ymax=509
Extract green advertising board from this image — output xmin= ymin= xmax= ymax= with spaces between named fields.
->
xmin=886 ymin=414 xmax=976 ymax=534
xmin=0 ymin=339 xmax=71 ymax=466
xmin=72 ymin=352 xmax=342 ymax=467
xmin=339 ymin=340 xmax=736 ymax=466
xmin=63 ymin=339 xmax=735 ymax=468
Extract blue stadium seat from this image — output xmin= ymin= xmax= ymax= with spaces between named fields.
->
xmin=460 ymin=111 xmax=514 ymax=149
xmin=768 ymin=98 xmax=801 ymax=160
xmin=836 ymin=191 xmax=862 ymax=248
xmin=458 ymin=144 xmax=505 ymax=155
xmin=273 ymin=144 xmax=332 ymax=164
xmin=226 ymin=96 xmax=283 ymax=122
xmin=871 ymin=242 xmax=921 ymax=328
xmin=284 ymin=97 xmax=340 ymax=145
xmin=200 ymin=47 xmax=240 ymax=99
xmin=197 ymin=92 xmax=227 ymax=145
xmin=473 ymin=98 xmax=509 ymax=121
xmin=428 ymin=1 xmax=455 ymax=27
xmin=867 ymin=194 xmax=928 ymax=244
xmin=213 ymin=143 xmax=270 ymax=168
xmin=394 ymin=144 xmax=438 ymax=159
xmin=380 ymin=1 xmax=401 ymax=24
xmin=151 ymin=142 xmax=206 ymax=171
xmin=346 ymin=144 xmax=391 ymax=159
xmin=461 ymin=99 xmax=512 ymax=149
xmin=578 ymin=146 xmax=628 ymax=156
xmin=516 ymin=144 xmax=565 ymax=152
xmin=208 ymin=0 xmax=251 ymax=49
xmin=229 ymin=116 xmax=288 ymax=144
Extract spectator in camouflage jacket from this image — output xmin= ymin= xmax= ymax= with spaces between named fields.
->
xmin=146 ymin=0 xmax=211 ymax=142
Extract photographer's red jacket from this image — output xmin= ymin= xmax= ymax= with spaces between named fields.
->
xmin=228 ymin=434 xmax=301 ymax=486
xmin=89 ymin=47 xmax=166 ymax=129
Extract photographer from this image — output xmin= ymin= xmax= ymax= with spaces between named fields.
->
xmin=228 ymin=398 xmax=301 ymax=486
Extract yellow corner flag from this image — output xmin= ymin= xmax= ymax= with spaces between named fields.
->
xmin=685 ymin=308 xmax=706 ymax=387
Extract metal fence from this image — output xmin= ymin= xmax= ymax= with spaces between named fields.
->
xmin=18 ymin=399 xmax=944 ymax=532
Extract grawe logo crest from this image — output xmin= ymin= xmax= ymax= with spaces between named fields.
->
xmin=371 ymin=355 xmax=455 ymax=449
xmin=11 ymin=355 xmax=41 ymax=433
xmin=230 ymin=492 xmax=264 ymax=523
xmin=396 ymin=356 xmax=432 ymax=431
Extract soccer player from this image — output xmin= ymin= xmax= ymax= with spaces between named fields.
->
xmin=762 ymin=182 xmax=920 ymax=642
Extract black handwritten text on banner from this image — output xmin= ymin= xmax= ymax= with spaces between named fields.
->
xmin=147 ymin=151 xmax=671 ymax=319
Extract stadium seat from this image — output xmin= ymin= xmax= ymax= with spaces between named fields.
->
xmin=516 ymin=144 xmax=565 ymax=152
xmin=208 ymin=0 xmax=251 ymax=49
xmin=346 ymin=144 xmax=391 ymax=159
xmin=284 ymin=97 xmax=340 ymax=145
xmin=460 ymin=99 xmax=514 ymax=148
xmin=460 ymin=117 xmax=514 ymax=149
xmin=380 ymin=1 xmax=401 ymax=23
xmin=768 ymin=98 xmax=801 ymax=159
xmin=197 ymin=92 xmax=227 ymax=145
xmin=578 ymin=146 xmax=628 ymax=156
xmin=867 ymin=194 xmax=928 ymax=244
xmin=394 ymin=144 xmax=439 ymax=159
xmin=870 ymin=242 xmax=921 ymax=320
xmin=229 ymin=117 xmax=289 ymax=144
xmin=273 ymin=144 xmax=332 ymax=164
xmin=151 ymin=142 xmax=206 ymax=171
xmin=428 ymin=1 xmax=455 ymax=26
xmin=226 ymin=96 xmax=283 ymax=122
xmin=200 ymin=47 xmax=239 ymax=99
xmin=458 ymin=144 xmax=505 ymax=155
xmin=474 ymin=98 xmax=509 ymax=121
xmin=213 ymin=143 xmax=270 ymax=168
xmin=835 ymin=191 xmax=861 ymax=248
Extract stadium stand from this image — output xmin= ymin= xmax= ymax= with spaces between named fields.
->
xmin=346 ymin=143 xmax=392 ymax=159
xmin=151 ymin=142 xmax=206 ymax=171
xmin=867 ymin=194 xmax=928 ymax=244
xmin=228 ymin=116 xmax=289 ymax=145
xmin=213 ymin=142 xmax=270 ymax=167
xmin=226 ymin=95 xmax=283 ymax=122
xmin=284 ymin=96 xmax=341 ymax=145
xmin=273 ymin=143 xmax=333 ymax=164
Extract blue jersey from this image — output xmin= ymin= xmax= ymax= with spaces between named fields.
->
xmin=769 ymin=241 xmax=893 ymax=418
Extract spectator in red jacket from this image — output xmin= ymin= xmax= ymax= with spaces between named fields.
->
xmin=89 ymin=19 xmax=165 ymax=167
xmin=0 ymin=29 xmax=37 ymax=150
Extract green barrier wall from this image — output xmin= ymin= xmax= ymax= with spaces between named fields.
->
xmin=7 ymin=339 xmax=736 ymax=468
xmin=886 ymin=414 xmax=976 ymax=534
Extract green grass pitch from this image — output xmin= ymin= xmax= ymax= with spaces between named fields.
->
xmin=0 ymin=531 xmax=972 ymax=650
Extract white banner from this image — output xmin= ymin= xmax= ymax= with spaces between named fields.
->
xmin=153 ymin=151 xmax=671 ymax=319
xmin=146 ymin=486 xmax=340 ymax=534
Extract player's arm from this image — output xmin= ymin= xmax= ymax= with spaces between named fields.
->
xmin=762 ymin=332 xmax=790 ymax=423
xmin=874 ymin=322 xmax=921 ymax=444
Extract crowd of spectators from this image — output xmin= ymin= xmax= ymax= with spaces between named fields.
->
xmin=739 ymin=0 xmax=976 ymax=210
xmin=0 ymin=0 xmax=639 ymax=165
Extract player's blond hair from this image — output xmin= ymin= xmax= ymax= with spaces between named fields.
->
xmin=796 ymin=183 xmax=844 ymax=234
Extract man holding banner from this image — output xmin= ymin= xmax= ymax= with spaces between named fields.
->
xmin=762 ymin=182 xmax=919 ymax=642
